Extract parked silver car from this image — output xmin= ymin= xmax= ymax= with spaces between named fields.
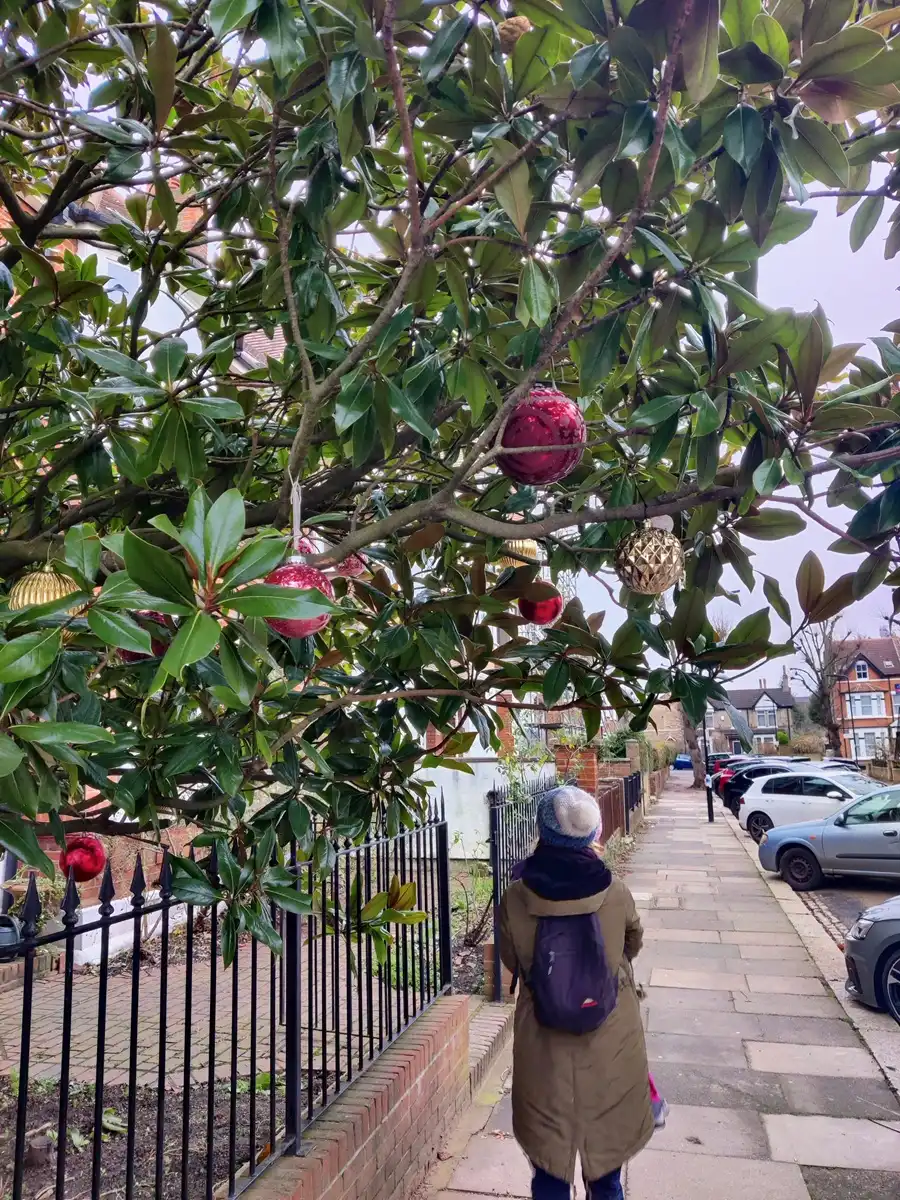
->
xmin=757 ymin=785 xmax=900 ymax=890
xmin=843 ymin=895 xmax=900 ymax=1025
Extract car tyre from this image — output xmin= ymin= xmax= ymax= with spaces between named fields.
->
xmin=747 ymin=812 xmax=774 ymax=844
xmin=881 ymin=947 xmax=900 ymax=1026
xmin=779 ymin=847 xmax=824 ymax=892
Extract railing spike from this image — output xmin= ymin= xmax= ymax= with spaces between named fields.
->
xmin=130 ymin=854 xmax=146 ymax=906
xmin=21 ymin=871 xmax=42 ymax=935
xmin=61 ymin=869 xmax=80 ymax=925
xmin=98 ymin=859 xmax=116 ymax=914
xmin=159 ymin=849 xmax=173 ymax=900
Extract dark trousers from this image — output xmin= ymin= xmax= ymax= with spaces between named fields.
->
xmin=531 ymin=1165 xmax=624 ymax=1200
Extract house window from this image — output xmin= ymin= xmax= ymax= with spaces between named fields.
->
xmin=855 ymin=661 xmax=869 ymax=680
xmin=850 ymin=693 xmax=885 ymax=718
xmin=853 ymin=731 xmax=881 ymax=760
xmin=753 ymin=734 xmax=776 ymax=750
xmin=756 ymin=703 xmax=777 ymax=728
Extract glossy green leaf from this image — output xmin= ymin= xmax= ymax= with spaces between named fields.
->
xmin=0 ymin=630 xmax=62 ymax=683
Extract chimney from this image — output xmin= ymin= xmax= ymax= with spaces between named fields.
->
xmin=781 ymin=666 xmax=790 ymax=691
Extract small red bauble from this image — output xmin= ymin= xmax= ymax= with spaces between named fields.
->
xmin=294 ymin=537 xmax=315 ymax=555
xmin=119 ymin=611 xmax=168 ymax=663
xmin=264 ymin=561 xmax=335 ymax=638
xmin=518 ymin=584 xmax=564 ymax=627
xmin=334 ymin=553 xmax=367 ymax=578
xmin=497 ymin=388 xmax=586 ymax=485
xmin=60 ymin=834 xmax=107 ymax=883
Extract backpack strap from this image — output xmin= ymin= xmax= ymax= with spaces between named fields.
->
xmin=510 ymin=964 xmax=520 ymax=995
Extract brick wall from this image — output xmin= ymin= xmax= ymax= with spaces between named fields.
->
xmin=254 ymin=994 xmax=470 ymax=1200
xmin=34 ymin=825 xmax=196 ymax=906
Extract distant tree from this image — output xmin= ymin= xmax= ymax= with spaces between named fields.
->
xmin=794 ymin=622 xmax=860 ymax=753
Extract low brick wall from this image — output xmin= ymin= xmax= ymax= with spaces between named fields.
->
xmin=252 ymin=994 xmax=469 ymax=1200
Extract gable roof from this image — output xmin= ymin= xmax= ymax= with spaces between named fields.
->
xmin=711 ymin=687 xmax=795 ymax=711
xmin=836 ymin=637 xmax=900 ymax=677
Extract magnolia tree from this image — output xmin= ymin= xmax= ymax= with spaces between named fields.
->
xmin=2 ymin=0 xmax=900 ymax=944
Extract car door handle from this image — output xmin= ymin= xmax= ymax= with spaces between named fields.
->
xmin=883 ymin=830 xmax=898 ymax=838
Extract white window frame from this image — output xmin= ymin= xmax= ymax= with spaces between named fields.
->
xmin=852 ymin=730 xmax=881 ymax=760
xmin=855 ymin=661 xmax=869 ymax=680
xmin=850 ymin=693 xmax=885 ymax=718
xmin=753 ymin=733 xmax=777 ymax=750
xmin=755 ymin=696 xmax=777 ymax=728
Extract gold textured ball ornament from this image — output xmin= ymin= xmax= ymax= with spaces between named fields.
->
xmin=614 ymin=524 xmax=685 ymax=595
xmin=8 ymin=563 xmax=82 ymax=640
xmin=498 ymin=15 xmax=532 ymax=52
xmin=499 ymin=539 xmax=540 ymax=567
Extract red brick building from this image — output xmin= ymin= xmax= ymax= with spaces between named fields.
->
xmin=831 ymin=636 xmax=900 ymax=760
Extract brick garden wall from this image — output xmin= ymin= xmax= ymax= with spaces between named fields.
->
xmin=253 ymin=994 xmax=470 ymax=1200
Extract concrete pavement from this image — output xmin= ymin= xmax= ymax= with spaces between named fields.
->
xmin=426 ymin=777 xmax=900 ymax=1200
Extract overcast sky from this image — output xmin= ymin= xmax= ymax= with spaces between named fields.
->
xmin=578 ymin=193 xmax=900 ymax=693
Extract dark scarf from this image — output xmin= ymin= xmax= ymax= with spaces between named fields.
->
xmin=512 ymin=842 xmax=612 ymax=901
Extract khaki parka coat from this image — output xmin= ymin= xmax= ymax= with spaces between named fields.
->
xmin=498 ymin=875 xmax=654 ymax=1183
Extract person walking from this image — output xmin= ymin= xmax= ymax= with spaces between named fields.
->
xmin=498 ymin=785 xmax=654 ymax=1200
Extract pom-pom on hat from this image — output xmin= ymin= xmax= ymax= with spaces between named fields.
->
xmin=537 ymin=785 xmax=601 ymax=849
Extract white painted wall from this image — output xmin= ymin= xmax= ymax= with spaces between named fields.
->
xmin=72 ymin=893 xmax=192 ymax=965
xmin=422 ymin=758 xmax=548 ymax=861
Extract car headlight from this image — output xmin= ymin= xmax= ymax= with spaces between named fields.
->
xmin=849 ymin=918 xmax=875 ymax=940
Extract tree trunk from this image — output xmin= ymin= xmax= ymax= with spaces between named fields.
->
xmin=682 ymin=709 xmax=705 ymax=790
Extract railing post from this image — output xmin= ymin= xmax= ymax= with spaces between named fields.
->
xmin=283 ymin=841 xmax=303 ymax=1155
xmin=436 ymin=794 xmax=453 ymax=991
xmin=488 ymin=796 xmax=503 ymax=1001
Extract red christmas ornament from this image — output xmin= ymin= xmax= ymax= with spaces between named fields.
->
xmin=119 ymin=611 xmax=168 ymax=663
xmin=334 ymin=552 xmax=367 ymax=578
xmin=518 ymin=583 xmax=564 ymax=627
xmin=264 ymin=560 xmax=335 ymax=638
xmin=497 ymin=388 xmax=586 ymax=484
xmin=60 ymin=834 xmax=107 ymax=883
xmin=294 ymin=536 xmax=315 ymax=555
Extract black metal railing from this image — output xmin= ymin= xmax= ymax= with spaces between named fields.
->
xmin=623 ymin=771 xmax=642 ymax=834
xmin=487 ymin=772 xmax=557 ymax=1001
xmin=1 ymin=803 xmax=451 ymax=1200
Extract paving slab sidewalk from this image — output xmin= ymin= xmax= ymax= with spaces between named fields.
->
xmin=425 ymin=775 xmax=900 ymax=1200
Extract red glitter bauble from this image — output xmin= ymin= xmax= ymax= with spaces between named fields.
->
xmin=119 ymin=611 xmax=167 ymax=662
xmin=497 ymin=388 xmax=586 ymax=484
xmin=263 ymin=562 xmax=335 ymax=638
xmin=294 ymin=537 xmax=315 ymax=555
xmin=334 ymin=553 xmax=367 ymax=578
xmin=59 ymin=834 xmax=107 ymax=883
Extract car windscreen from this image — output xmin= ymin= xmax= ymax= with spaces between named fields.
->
xmin=835 ymin=774 xmax=881 ymax=795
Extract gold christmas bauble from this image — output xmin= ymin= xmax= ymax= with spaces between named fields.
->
xmin=9 ymin=563 xmax=82 ymax=640
xmin=614 ymin=524 xmax=684 ymax=595
xmin=499 ymin=538 xmax=540 ymax=567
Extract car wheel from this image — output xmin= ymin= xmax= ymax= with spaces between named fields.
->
xmin=881 ymin=947 xmax=900 ymax=1026
xmin=747 ymin=812 xmax=774 ymax=844
xmin=780 ymin=847 xmax=824 ymax=892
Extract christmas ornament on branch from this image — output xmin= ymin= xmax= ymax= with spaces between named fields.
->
xmin=496 ymin=389 xmax=586 ymax=485
xmin=614 ymin=522 xmax=685 ymax=596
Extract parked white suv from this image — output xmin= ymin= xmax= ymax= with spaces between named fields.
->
xmin=739 ymin=771 xmax=879 ymax=843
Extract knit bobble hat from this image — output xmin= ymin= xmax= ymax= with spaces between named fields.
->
xmin=537 ymin=785 xmax=601 ymax=849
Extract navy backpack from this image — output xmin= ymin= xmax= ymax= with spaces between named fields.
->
xmin=510 ymin=862 xmax=618 ymax=1035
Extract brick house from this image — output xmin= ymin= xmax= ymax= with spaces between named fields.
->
xmin=831 ymin=636 xmax=900 ymax=761
xmin=705 ymin=674 xmax=796 ymax=753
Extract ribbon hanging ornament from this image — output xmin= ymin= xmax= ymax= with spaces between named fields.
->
xmin=263 ymin=478 xmax=335 ymax=638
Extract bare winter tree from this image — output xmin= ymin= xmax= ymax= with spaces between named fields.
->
xmin=793 ymin=622 xmax=861 ymax=754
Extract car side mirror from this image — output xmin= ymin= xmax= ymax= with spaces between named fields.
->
xmin=834 ymin=814 xmax=845 ymax=827
xmin=827 ymin=791 xmax=843 ymax=799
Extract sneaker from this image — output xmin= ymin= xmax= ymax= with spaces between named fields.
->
xmin=652 ymin=1097 xmax=669 ymax=1129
